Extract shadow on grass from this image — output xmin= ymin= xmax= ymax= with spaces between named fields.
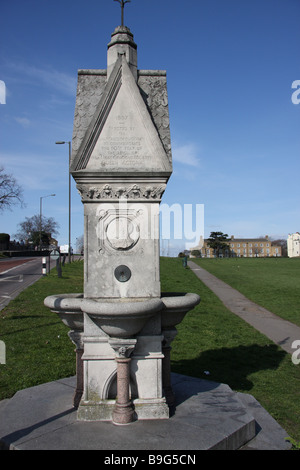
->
xmin=171 ymin=343 xmax=287 ymax=391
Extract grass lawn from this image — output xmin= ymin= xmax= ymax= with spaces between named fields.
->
xmin=0 ymin=260 xmax=83 ymax=399
xmin=190 ymin=257 xmax=300 ymax=327
xmin=161 ymin=257 xmax=300 ymax=442
xmin=0 ymin=257 xmax=299 ymax=443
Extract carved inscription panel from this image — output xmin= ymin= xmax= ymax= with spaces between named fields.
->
xmin=87 ymin=81 xmax=154 ymax=170
xmin=90 ymin=113 xmax=150 ymax=169
xmin=99 ymin=114 xmax=144 ymax=165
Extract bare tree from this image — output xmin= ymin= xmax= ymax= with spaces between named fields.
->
xmin=15 ymin=214 xmax=59 ymax=246
xmin=76 ymin=235 xmax=84 ymax=254
xmin=270 ymin=238 xmax=287 ymax=257
xmin=0 ymin=166 xmax=25 ymax=212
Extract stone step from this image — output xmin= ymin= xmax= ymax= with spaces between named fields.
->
xmin=0 ymin=374 xmax=290 ymax=450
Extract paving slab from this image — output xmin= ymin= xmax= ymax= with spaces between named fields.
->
xmin=237 ymin=393 xmax=291 ymax=450
xmin=0 ymin=373 xmax=290 ymax=451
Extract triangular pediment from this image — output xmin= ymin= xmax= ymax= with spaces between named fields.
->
xmin=71 ymin=56 xmax=172 ymax=174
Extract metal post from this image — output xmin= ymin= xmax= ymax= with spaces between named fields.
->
xmin=55 ymin=141 xmax=72 ymax=264
xmin=42 ymin=257 xmax=47 ymax=276
xmin=68 ymin=141 xmax=71 ymax=264
xmin=39 ymin=197 xmax=42 ymax=250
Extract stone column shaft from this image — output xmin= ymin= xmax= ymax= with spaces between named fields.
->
xmin=113 ymin=357 xmax=135 ymax=424
xmin=109 ymin=339 xmax=137 ymax=425
xmin=68 ymin=330 xmax=84 ymax=409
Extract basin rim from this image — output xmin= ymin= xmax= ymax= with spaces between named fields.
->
xmin=81 ymin=297 xmax=164 ymax=318
xmin=44 ymin=293 xmax=84 ymax=312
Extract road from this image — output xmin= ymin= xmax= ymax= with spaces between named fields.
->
xmin=0 ymin=257 xmax=54 ymax=311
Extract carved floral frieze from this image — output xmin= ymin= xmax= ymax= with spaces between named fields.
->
xmin=77 ymin=183 xmax=166 ymax=201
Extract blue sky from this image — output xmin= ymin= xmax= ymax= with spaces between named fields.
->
xmin=0 ymin=0 xmax=299 ymax=256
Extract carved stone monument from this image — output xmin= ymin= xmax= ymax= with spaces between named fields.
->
xmin=45 ymin=14 xmax=200 ymax=424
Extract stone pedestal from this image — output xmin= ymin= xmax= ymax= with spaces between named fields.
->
xmin=162 ymin=328 xmax=178 ymax=408
xmin=70 ymin=28 xmax=174 ymax=422
xmin=68 ymin=331 xmax=84 ymax=409
xmin=77 ymin=312 xmax=169 ymax=421
xmin=45 ymin=24 xmax=200 ymax=424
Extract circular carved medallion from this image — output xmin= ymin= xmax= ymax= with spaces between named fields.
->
xmin=106 ymin=216 xmax=140 ymax=251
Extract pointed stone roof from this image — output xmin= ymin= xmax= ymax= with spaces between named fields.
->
xmin=71 ymin=55 xmax=171 ymax=175
xmin=71 ymin=26 xmax=172 ymax=177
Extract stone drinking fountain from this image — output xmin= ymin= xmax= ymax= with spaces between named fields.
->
xmin=44 ymin=23 xmax=200 ymax=425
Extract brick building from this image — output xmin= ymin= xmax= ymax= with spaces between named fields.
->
xmin=191 ymin=235 xmax=282 ymax=258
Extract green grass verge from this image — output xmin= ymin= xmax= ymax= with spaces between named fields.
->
xmin=0 ymin=257 xmax=299 ymax=442
xmin=160 ymin=257 xmax=300 ymax=441
xmin=190 ymin=257 xmax=300 ymax=326
xmin=0 ymin=261 xmax=83 ymax=399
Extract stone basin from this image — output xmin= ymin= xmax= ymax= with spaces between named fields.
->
xmin=81 ymin=297 xmax=164 ymax=338
xmin=161 ymin=292 xmax=201 ymax=329
xmin=44 ymin=293 xmax=84 ymax=331
xmin=44 ymin=292 xmax=200 ymax=334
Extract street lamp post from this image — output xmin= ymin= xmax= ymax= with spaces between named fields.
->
xmin=40 ymin=194 xmax=56 ymax=250
xmin=55 ymin=141 xmax=71 ymax=263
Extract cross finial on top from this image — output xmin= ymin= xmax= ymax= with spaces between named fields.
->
xmin=114 ymin=0 xmax=131 ymax=27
